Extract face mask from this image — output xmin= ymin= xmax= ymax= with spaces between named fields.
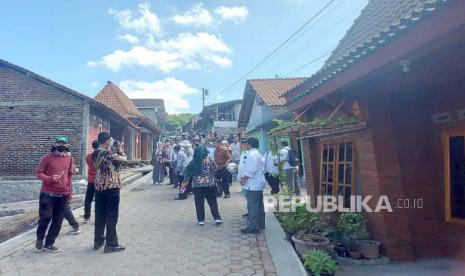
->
xmin=56 ymin=145 xmax=67 ymax=152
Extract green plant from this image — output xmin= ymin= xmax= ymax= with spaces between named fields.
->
xmin=337 ymin=213 xmax=369 ymax=248
xmin=304 ymin=249 xmax=338 ymax=276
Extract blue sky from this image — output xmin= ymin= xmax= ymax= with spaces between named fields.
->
xmin=0 ymin=0 xmax=367 ymax=114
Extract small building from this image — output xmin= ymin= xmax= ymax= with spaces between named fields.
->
xmin=197 ymin=100 xmax=242 ymax=135
xmin=0 ymin=59 xmax=138 ymax=178
xmin=132 ymin=99 xmax=168 ymax=129
xmin=281 ymin=0 xmax=465 ymax=261
xmin=95 ymin=82 xmax=162 ymax=161
xmin=238 ymin=78 xmax=305 ymax=154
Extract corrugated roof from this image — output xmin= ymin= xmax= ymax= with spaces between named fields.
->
xmin=95 ymin=81 xmax=143 ymax=119
xmin=249 ymin=78 xmax=306 ymax=106
xmin=285 ymin=0 xmax=448 ymax=103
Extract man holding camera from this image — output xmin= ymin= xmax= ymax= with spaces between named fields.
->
xmin=92 ymin=132 xmax=127 ymax=253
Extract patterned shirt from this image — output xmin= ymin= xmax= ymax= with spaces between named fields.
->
xmin=191 ymin=160 xmax=217 ymax=189
xmin=93 ymin=148 xmax=127 ymax=191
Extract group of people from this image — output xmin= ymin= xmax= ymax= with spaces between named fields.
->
xmin=33 ymin=130 xmax=301 ymax=254
xmin=35 ymin=132 xmax=126 ymax=253
xmin=151 ymin=131 xmax=301 ymax=234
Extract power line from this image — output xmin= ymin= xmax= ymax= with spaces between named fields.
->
xmin=276 ymin=0 xmax=367 ymax=73
xmin=281 ymin=50 xmax=332 ymax=77
xmin=214 ymin=0 xmax=337 ymax=98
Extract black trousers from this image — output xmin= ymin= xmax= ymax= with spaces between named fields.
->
xmin=84 ymin=183 xmax=95 ymax=220
xmin=94 ymin=188 xmax=120 ymax=247
xmin=64 ymin=202 xmax=79 ymax=229
xmin=36 ymin=193 xmax=67 ymax=246
xmin=216 ymin=168 xmax=231 ymax=196
xmin=193 ymin=187 xmax=221 ymax=222
xmin=265 ymin=173 xmax=280 ymax=194
xmin=169 ymin=166 xmax=174 ymax=184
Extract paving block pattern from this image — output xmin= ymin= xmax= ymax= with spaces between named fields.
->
xmin=0 ymin=177 xmax=276 ymax=276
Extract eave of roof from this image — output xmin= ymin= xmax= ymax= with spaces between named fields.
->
xmin=283 ymin=0 xmax=449 ymax=104
xmin=0 ymin=58 xmax=138 ymax=129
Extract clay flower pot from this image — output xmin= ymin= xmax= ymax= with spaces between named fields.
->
xmin=292 ymin=233 xmax=330 ymax=256
xmin=348 ymin=251 xmax=362 ymax=259
xmin=359 ymin=240 xmax=380 ymax=259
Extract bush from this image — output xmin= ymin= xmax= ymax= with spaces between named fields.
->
xmin=336 ymin=213 xmax=369 ymax=249
xmin=303 ymin=249 xmax=337 ymax=276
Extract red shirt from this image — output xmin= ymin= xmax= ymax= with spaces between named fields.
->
xmin=36 ymin=153 xmax=74 ymax=195
xmin=86 ymin=153 xmax=96 ymax=183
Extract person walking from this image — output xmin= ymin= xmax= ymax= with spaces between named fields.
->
xmin=279 ymin=141 xmax=300 ymax=195
xmin=214 ymin=140 xmax=232 ymax=198
xmin=92 ymin=132 xmax=126 ymax=253
xmin=264 ymin=143 xmax=280 ymax=195
xmin=174 ymin=144 xmax=189 ymax=200
xmin=240 ymin=137 xmax=266 ymax=234
xmin=182 ymin=146 xmax=222 ymax=226
xmin=35 ymin=136 xmax=74 ymax=253
xmin=152 ymin=142 xmax=167 ymax=185
xmin=83 ymin=140 xmax=99 ymax=223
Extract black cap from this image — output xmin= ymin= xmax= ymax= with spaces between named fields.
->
xmin=98 ymin=132 xmax=112 ymax=145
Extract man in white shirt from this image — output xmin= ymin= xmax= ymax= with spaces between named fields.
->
xmin=279 ymin=141 xmax=300 ymax=195
xmin=231 ymin=135 xmax=241 ymax=164
xmin=240 ymin=137 xmax=265 ymax=234
xmin=264 ymin=144 xmax=280 ymax=194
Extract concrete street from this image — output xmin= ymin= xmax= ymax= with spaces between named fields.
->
xmin=0 ymin=175 xmax=277 ymax=276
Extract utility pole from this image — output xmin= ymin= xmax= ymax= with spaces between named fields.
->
xmin=202 ymin=88 xmax=209 ymax=111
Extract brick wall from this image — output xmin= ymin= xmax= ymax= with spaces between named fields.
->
xmin=87 ymin=107 xmax=111 ymax=153
xmin=0 ymin=66 xmax=85 ymax=176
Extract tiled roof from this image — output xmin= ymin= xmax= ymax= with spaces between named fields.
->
xmin=285 ymin=0 xmax=448 ymax=103
xmin=249 ymin=78 xmax=306 ymax=106
xmin=95 ymin=81 xmax=143 ymax=119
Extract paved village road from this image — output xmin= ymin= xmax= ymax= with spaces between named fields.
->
xmin=0 ymin=175 xmax=276 ymax=276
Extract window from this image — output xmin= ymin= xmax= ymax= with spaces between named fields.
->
xmin=320 ymin=140 xmax=354 ymax=208
xmin=443 ymin=129 xmax=465 ymax=224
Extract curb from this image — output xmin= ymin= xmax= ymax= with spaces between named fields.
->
xmin=264 ymin=212 xmax=307 ymax=276
xmin=0 ymin=172 xmax=153 ymax=259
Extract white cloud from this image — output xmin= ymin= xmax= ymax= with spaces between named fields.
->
xmin=108 ymin=3 xmax=163 ymax=36
xmin=120 ymin=78 xmax=199 ymax=113
xmin=88 ymin=32 xmax=232 ymax=72
xmin=214 ymin=6 xmax=248 ymax=23
xmin=117 ymin=34 xmax=140 ymax=44
xmin=91 ymin=81 xmax=99 ymax=88
xmin=171 ymin=3 xmax=213 ymax=27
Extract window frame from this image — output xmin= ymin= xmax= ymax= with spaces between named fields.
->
xmin=443 ymin=128 xmax=465 ymax=225
xmin=319 ymin=138 xmax=356 ymax=207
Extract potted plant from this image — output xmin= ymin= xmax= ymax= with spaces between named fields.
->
xmin=358 ymin=239 xmax=381 ymax=259
xmin=291 ymin=209 xmax=332 ymax=256
xmin=336 ymin=213 xmax=369 ymax=259
xmin=303 ymin=249 xmax=338 ymax=276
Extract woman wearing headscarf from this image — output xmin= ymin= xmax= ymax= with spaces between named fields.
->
xmin=182 ymin=145 xmax=222 ymax=225
xmin=151 ymin=142 xmax=167 ymax=185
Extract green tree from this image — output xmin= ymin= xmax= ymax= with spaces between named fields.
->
xmin=164 ymin=113 xmax=193 ymax=133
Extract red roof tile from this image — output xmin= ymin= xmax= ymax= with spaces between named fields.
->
xmin=95 ymin=81 xmax=143 ymax=119
xmin=248 ymin=78 xmax=306 ymax=106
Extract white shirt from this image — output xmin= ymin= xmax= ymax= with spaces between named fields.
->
xmin=264 ymin=152 xmax=279 ymax=174
xmin=207 ymin=147 xmax=215 ymax=160
xmin=243 ymin=148 xmax=266 ymax=191
xmin=238 ymin=151 xmax=247 ymax=179
xmin=280 ymin=147 xmax=297 ymax=170
xmin=231 ymin=142 xmax=241 ymax=161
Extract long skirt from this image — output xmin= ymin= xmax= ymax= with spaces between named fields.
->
xmin=153 ymin=162 xmax=165 ymax=184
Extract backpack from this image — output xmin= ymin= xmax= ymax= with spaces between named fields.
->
xmin=287 ymin=148 xmax=299 ymax=167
